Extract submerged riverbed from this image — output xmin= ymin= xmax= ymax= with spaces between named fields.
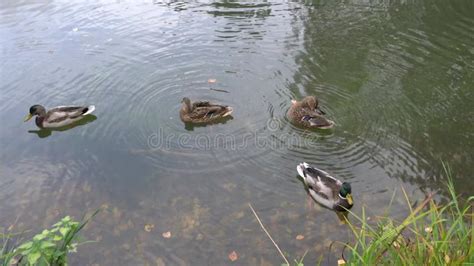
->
xmin=1 ymin=0 xmax=473 ymax=264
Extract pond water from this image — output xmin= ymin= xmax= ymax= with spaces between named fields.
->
xmin=1 ymin=0 xmax=473 ymax=265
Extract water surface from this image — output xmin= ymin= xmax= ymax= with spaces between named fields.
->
xmin=1 ymin=0 xmax=473 ymax=265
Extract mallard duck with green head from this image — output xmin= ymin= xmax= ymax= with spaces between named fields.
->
xmin=287 ymin=96 xmax=334 ymax=129
xmin=180 ymin=97 xmax=233 ymax=124
xmin=297 ymin=162 xmax=353 ymax=212
xmin=24 ymin=104 xmax=95 ymax=129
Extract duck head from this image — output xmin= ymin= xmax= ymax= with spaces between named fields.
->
xmin=302 ymin=96 xmax=317 ymax=109
xmin=302 ymin=96 xmax=326 ymax=115
xmin=339 ymin=182 xmax=353 ymax=205
xmin=181 ymin=97 xmax=193 ymax=112
xmin=24 ymin=105 xmax=46 ymax=122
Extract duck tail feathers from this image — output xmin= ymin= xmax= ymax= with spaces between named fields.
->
xmin=296 ymin=162 xmax=308 ymax=178
xmin=223 ymin=106 xmax=233 ymax=117
xmin=84 ymin=105 xmax=95 ymax=115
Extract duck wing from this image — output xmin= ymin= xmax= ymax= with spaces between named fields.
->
xmin=51 ymin=106 xmax=92 ymax=118
xmin=187 ymin=100 xmax=232 ymax=121
xmin=43 ymin=105 xmax=95 ymax=127
xmin=189 ymin=105 xmax=230 ymax=120
xmin=192 ymin=101 xmax=211 ymax=108
xmin=301 ymin=113 xmax=334 ymax=128
xmin=297 ymin=162 xmax=342 ymax=199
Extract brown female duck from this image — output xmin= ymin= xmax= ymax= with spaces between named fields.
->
xmin=287 ymin=96 xmax=334 ymax=129
xmin=179 ymin=97 xmax=233 ymax=123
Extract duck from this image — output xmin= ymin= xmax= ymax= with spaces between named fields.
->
xmin=296 ymin=162 xmax=353 ymax=212
xmin=180 ymin=97 xmax=233 ymax=123
xmin=287 ymin=96 xmax=334 ymax=129
xmin=24 ymin=104 xmax=95 ymax=129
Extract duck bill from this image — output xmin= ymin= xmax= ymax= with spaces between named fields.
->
xmin=346 ymin=194 xmax=353 ymax=205
xmin=24 ymin=113 xmax=33 ymax=122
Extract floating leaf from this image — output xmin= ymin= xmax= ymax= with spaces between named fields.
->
xmin=162 ymin=231 xmax=171 ymax=238
xmin=296 ymin=234 xmax=304 ymax=240
xmin=228 ymin=250 xmax=238 ymax=262
xmin=144 ymin=224 xmax=154 ymax=232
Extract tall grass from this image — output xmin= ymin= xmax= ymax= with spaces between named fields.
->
xmin=344 ymin=168 xmax=473 ymax=265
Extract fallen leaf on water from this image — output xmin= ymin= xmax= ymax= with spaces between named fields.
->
xmin=144 ymin=224 xmax=154 ymax=232
xmin=196 ymin=233 xmax=204 ymax=240
xmin=296 ymin=234 xmax=304 ymax=240
xmin=228 ymin=251 xmax=238 ymax=262
xmin=208 ymin=78 xmax=217 ymax=83
xmin=162 ymin=231 xmax=171 ymax=238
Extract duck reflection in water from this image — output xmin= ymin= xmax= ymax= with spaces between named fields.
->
xmin=28 ymin=115 xmax=97 ymax=138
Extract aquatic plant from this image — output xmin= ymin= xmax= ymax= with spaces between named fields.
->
xmin=1 ymin=210 xmax=98 ymax=266
xmin=343 ymin=167 xmax=473 ymax=265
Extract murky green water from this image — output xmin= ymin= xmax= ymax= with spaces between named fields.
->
xmin=1 ymin=0 xmax=473 ymax=265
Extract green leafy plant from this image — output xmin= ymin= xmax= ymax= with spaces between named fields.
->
xmin=1 ymin=210 xmax=98 ymax=266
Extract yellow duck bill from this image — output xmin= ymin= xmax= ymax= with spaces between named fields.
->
xmin=346 ymin=194 xmax=353 ymax=205
xmin=24 ymin=113 xmax=33 ymax=122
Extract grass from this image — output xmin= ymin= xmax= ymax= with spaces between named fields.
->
xmin=343 ymin=165 xmax=473 ymax=265
xmin=0 ymin=210 xmax=98 ymax=266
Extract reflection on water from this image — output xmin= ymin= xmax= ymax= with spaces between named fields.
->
xmin=0 ymin=0 xmax=472 ymax=265
xmin=28 ymin=115 xmax=97 ymax=138
xmin=183 ymin=116 xmax=234 ymax=131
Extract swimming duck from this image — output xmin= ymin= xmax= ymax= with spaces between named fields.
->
xmin=24 ymin=104 xmax=95 ymax=129
xmin=180 ymin=97 xmax=233 ymax=123
xmin=297 ymin=162 xmax=353 ymax=212
xmin=287 ymin=96 xmax=334 ymax=129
